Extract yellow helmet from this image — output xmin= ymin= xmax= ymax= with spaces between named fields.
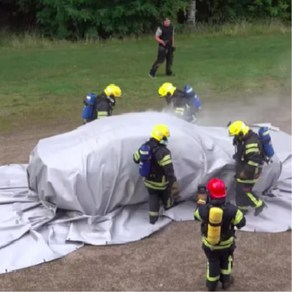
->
xmin=228 ymin=120 xmax=250 ymax=136
xmin=158 ymin=82 xmax=176 ymax=97
xmin=104 ymin=84 xmax=122 ymax=98
xmin=151 ymin=124 xmax=170 ymax=142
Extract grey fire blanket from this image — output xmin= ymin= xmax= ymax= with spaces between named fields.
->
xmin=0 ymin=112 xmax=291 ymax=273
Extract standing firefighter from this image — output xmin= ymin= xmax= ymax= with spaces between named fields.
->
xmin=133 ymin=124 xmax=179 ymax=224
xmin=81 ymin=84 xmax=122 ymax=124
xmin=228 ymin=120 xmax=266 ymax=216
xmin=149 ymin=17 xmax=175 ymax=78
xmin=194 ymin=178 xmax=246 ymax=291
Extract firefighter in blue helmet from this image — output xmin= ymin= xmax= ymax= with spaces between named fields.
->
xmin=228 ymin=120 xmax=266 ymax=216
xmin=133 ymin=124 xmax=180 ymax=224
xmin=194 ymin=178 xmax=246 ymax=291
xmin=82 ymin=84 xmax=122 ymax=124
xmin=183 ymin=84 xmax=202 ymax=123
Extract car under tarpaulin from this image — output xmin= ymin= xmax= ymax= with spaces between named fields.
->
xmin=0 ymin=112 xmax=291 ymax=273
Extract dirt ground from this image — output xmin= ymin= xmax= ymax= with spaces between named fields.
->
xmin=0 ymin=95 xmax=291 ymax=291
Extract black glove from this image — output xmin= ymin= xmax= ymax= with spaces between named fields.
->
xmin=197 ymin=185 xmax=207 ymax=194
xmin=171 ymin=46 xmax=176 ymax=52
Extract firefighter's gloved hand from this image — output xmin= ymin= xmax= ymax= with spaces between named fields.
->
xmin=195 ymin=185 xmax=208 ymax=205
xmin=170 ymin=181 xmax=180 ymax=201
xmin=171 ymin=46 xmax=176 ymax=52
xmin=196 ymin=193 xmax=207 ymax=205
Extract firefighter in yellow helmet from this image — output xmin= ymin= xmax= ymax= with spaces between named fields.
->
xmin=95 ymin=84 xmax=122 ymax=119
xmin=82 ymin=84 xmax=122 ymax=123
xmin=158 ymin=82 xmax=198 ymax=123
xmin=228 ymin=120 xmax=266 ymax=216
xmin=194 ymin=178 xmax=246 ymax=291
xmin=133 ymin=124 xmax=180 ymax=224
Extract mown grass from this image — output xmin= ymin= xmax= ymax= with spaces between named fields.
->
xmin=0 ymin=22 xmax=290 ymax=133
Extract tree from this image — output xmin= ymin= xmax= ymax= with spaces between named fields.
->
xmin=187 ymin=0 xmax=197 ymax=25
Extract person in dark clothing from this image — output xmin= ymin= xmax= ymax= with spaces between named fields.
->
xmin=194 ymin=178 xmax=246 ymax=291
xmin=133 ymin=124 xmax=180 ymax=224
xmin=158 ymin=82 xmax=198 ymax=123
xmin=82 ymin=84 xmax=122 ymax=124
xmin=228 ymin=120 xmax=266 ymax=216
xmin=149 ymin=18 xmax=175 ymax=78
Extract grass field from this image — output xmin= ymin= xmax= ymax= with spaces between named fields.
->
xmin=0 ymin=24 xmax=290 ymax=133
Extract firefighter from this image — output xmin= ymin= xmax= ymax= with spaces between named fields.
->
xmin=228 ymin=120 xmax=266 ymax=216
xmin=133 ymin=124 xmax=180 ymax=224
xmin=95 ymin=84 xmax=122 ymax=119
xmin=194 ymin=178 xmax=246 ymax=291
xmin=158 ymin=82 xmax=195 ymax=122
xmin=183 ymin=84 xmax=202 ymax=123
xmin=82 ymin=84 xmax=122 ymax=124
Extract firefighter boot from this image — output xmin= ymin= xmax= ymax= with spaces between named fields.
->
xmin=222 ymin=276 xmax=234 ymax=290
xmin=254 ymin=201 xmax=267 ymax=216
xmin=206 ymin=281 xmax=217 ymax=291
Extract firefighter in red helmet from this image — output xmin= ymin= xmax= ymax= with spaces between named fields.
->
xmin=194 ymin=178 xmax=246 ymax=291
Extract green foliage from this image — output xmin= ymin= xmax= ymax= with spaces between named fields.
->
xmin=32 ymin=0 xmax=190 ymax=39
xmin=196 ymin=0 xmax=291 ymax=23
xmin=0 ymin=0 xmax=290 ymax=39
xmin=248 ymin=0 xmax=291 ymax=21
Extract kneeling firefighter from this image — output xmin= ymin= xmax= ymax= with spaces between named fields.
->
xmin=194 ymin=178 xmax=246 ymax=291
xmin=158 ymin=82 xmax=190 ymax=120
xmin=82 ymin=84 xmax=122 ymax=124
xmin=133 ymin=124 xmax=180 ymax=224
xmin=96 ymin=84 xmax=122 ymax=119
xmin=228 ymin=120 xmax=266 ymax=216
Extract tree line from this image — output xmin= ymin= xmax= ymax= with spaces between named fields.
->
xmin=0 ymin=0 xmax=290 ymax=39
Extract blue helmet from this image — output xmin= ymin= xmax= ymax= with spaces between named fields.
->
xmin=183 ymin=84 xmax=195 ymax=98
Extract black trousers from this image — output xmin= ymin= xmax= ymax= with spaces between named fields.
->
xmin=203 ymin=244 xmax=234 ymax=291
xmin=146 ymin=187 xmax=173 ymax=224
xmin=150 ymin=46 xmax=173 ymax=76
xmin=235 ymin=181 xmax=263 ymax=210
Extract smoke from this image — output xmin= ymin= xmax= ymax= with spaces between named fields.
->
xmin=196 ymin=83 xmax=291 ymax=134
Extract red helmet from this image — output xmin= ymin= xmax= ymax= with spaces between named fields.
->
xmin=206 ymin=178 xmax=226 ymax=200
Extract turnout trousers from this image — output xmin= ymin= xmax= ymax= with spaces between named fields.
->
xmin=146 ymin=186 xmax=174 ymax=224
xmin=235 ymin=180 xmax=263 ymax=212
xmin=202 ymin=244 xmax=234 ymax=291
